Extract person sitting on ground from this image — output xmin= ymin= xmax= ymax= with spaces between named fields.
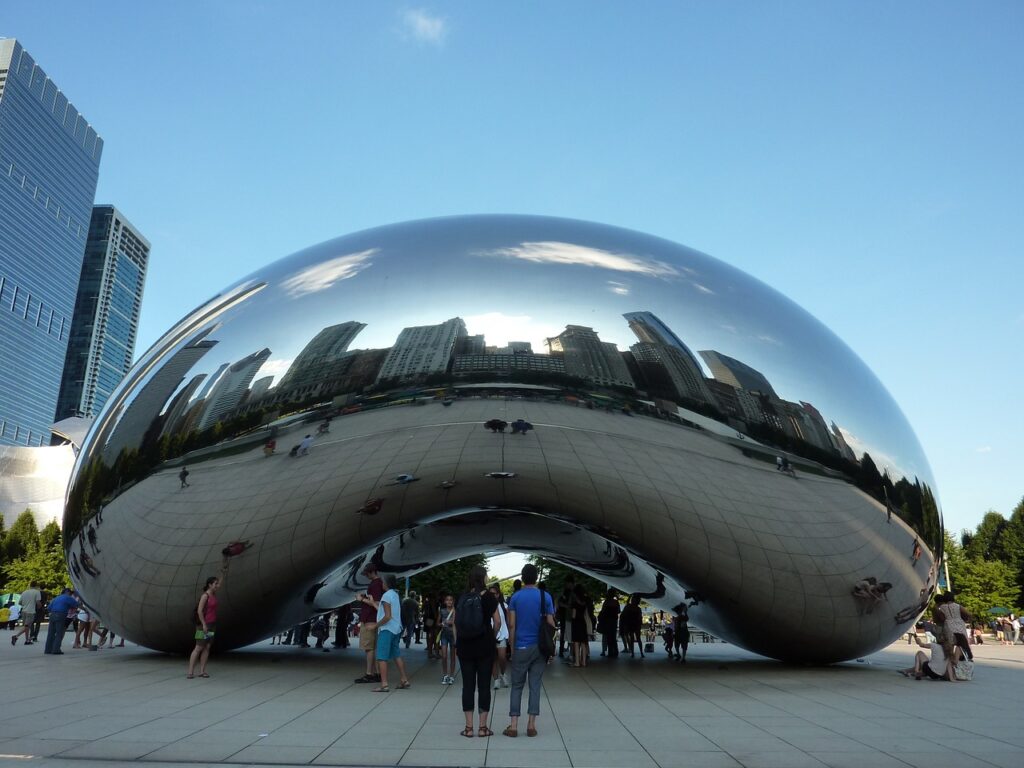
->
xmin=899 ymin=630 xmax=962 ymax=681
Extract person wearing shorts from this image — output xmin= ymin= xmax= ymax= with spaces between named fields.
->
xmin=11 ymin=582 xmax=41 ymax=646
xmin=364 ymin=573 xmax=409 ymax=692
xmin=354 ymin=562 xmax=384 ymax=683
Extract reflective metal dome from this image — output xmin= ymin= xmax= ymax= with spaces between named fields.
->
xmin=64 ymin=215 xmax=942 ymax=662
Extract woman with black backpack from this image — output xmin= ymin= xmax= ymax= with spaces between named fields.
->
xmin=453 ymin=564 xmax=501 ymax=737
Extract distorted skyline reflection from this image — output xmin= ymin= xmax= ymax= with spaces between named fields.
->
xmin=64 ymin=215 xmax=942 ymax=662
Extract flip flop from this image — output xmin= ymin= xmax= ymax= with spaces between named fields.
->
xmin=199 ymin=673 xmax=210 ymax=678
xmin=398 ymin=680 xmax=411 ymax=689
xmin=371 ymin=686 xmax=390 ymax=693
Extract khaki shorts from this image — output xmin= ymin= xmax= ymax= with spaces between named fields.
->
xmin=359 ymin=623 xmax=378 ymax=652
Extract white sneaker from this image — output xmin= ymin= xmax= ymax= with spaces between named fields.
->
xmin=442 ymin=675 xmax=449 ymax=684
xmin=502 ymin=674 xmax=509 ymax=688
xmin=493 ymin=678 xmax=501 ymax=690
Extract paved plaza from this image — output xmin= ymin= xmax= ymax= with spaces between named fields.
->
xmin=0 ymin=637 xmax=1021 ymax=768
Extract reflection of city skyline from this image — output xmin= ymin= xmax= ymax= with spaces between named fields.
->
xmin=149 ymin=309 xmax=864 ymax=470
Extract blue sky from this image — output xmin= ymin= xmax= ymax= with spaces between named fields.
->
xmin=4 ymin=2 xmax=1021 ymax=536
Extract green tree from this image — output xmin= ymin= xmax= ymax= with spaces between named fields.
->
xmin=528 ymin=557 xmax=608 ymax=602
xmin=962 ymin=511 xmax=1009 ymax=561
xmin=39 ymin=520 xmax=62 ymax=551
xmin=953 ymin=557 xmax=1019 ymax=619
xmin=2 ymin=543 xmax=71 ymax=594
xmin=3 ymin=510 xmax=40 ymax=563
xmin=409 ymin=555 xmax=488 ymax=599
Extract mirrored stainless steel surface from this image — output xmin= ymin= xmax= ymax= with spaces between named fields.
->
xmin=64 ymin=215 xmax=942 ymax=663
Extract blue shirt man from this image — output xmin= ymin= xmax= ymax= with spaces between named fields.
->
xmin=43 ymin=589 xmax=78 ymax=655
xmin=504 ymin=565 xmax=556 ymax=738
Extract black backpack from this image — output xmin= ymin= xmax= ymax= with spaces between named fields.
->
xmin=455 ymin=591 xmax=485 ymax=639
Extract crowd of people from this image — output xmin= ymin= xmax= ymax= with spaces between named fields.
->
xmin=4 ymin=581 xmax=124 ymax=653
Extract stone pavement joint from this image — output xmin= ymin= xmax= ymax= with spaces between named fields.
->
xmin=0 ymin=638 xmax=1022 ymax=768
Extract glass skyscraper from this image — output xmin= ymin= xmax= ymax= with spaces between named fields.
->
xmin=0 ymin=39 xmax=103 ymax=445
xmin=56 ymin=206 xmax=149 ymax=420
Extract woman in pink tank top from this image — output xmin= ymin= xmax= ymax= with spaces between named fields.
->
xmin=187 ymin=573 xmax=224 ymax=679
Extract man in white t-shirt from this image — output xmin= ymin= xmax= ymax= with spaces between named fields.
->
xmin=11 ymin=583 xmax=41 ymax=646
xmin=358 ymin=573 xmax=409 ymax=692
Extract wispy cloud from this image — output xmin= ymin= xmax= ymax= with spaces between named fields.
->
xmin=401 ymin=8 xmax=447 ymax=45
xmin=692 ymin=282 xmax=714 ymax=295
xmin=281 ymin=249 xmax=377 ymax=297
xmin=607 ymin=281 xmax=630 ymax=295
xmin=477 ymin=241 xmax=680 ymax=279
xmin=975 ymin=446 xmax=992 ymax=454
xmin=255 ymin=358 xmax=294 ymax=386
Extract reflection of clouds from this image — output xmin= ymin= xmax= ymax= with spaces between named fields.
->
xmin=975 ymin=446 xmax=992 ymax=454
xmin=478 ymin=241 xmax=680 ymax=279
xmin=254 ymin=358 xmax=293 ymax=386
xmin=607 ymin=281 xmax=630 ymax=295
xmin=281 ymin=249 xmax=377 ymax=297
xmin=756 ymin=334 xmax=783 ymax=346
xmin=693 ymin=283 xmax=714 ymax=294
xmin=400 ymin=8 xmax=447 ymax=45
xmin=464 ymin=311 xmax=563 ymax=351
xmin=838 ymin=426 xmax=909 ymax=481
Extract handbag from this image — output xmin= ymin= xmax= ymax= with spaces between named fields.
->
xmin=953 ymin=659 xmax=974 ymax=681
xmin=537 ymin=588 xmax=556 ymax=659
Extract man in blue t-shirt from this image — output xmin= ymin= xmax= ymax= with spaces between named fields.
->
xmin=503 ymin=564 xmax=556 ymax=738
xmin=43 ymin=589 xmax=78 ymax=655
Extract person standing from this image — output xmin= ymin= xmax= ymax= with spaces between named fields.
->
xmin=438 ymin=594 xmax=457 ymax=684
xmin=11 ymin=582 xmax=41 ymax=646
xmin=570 ymin=585 xmax=592 ymax=667
xmin=490 ymin=583 xmax=510 ymax=689
xmin=935 ymin=593 xmax=973 ymax=660
xmin=361 ymin=574 xmax=410 ymax=692
xmin=187 ymin=570 xmax=225 ymax=678
xmin=333 ymin=603 xmax=352 ymax=648
xmin=401 ymin=591 xmax=419 ymax=649
xmin=179 ymin=466 xmax=190 ymax=488
xmin=556 ymin=579 xmax=575 ymax=659
xmin=673 ymin=604 xmax=689 ymax=662
xmin=503 ymin=564 xmax=556 ymax=739
xmin=597 ymin=589 xmax=620 ymax=658
xmin=454 ymin=565 xmax=501 ymax=737
xmin=43 ymin=588 xmax=78 ymax=655
xmin=354 ymin=562 xmax=384 ymax=683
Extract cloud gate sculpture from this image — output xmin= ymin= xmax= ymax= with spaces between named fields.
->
xmin=64 ymin=215 xmax=942 ymax=663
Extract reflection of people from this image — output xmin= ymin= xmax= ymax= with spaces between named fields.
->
xmin=87 ymin=524 xmax=100 ymax=554
xmin=511 ymin=419 xmax=532 ymax=435
xmin=911 ymin=538 xmax=922 ymax=565
xmin=221 ymin=540 xmax=253 ymax=558
xmin=179 ymin=466 xmax=190 ymax=488
xmin=852 ymin=578 xmax=892 ymax=614
xmin=263 ymin=439 xmax=276 ymax=457
xmin=484 ymin=419 xmax=508 ymax=433
xmin=80 ymin=549 xmax=101 ymax=577
xmin=298 ymin=434 xmax=314 ymax=455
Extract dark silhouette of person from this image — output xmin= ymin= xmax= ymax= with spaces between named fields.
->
xmin=87 ymin=525 xmax=100 ymax=554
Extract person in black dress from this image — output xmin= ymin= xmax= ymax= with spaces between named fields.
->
xmin=598 ymin=589 xmax=620 ymax=658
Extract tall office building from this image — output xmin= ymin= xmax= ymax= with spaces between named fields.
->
xmin=376 ymin=317 xmax=467 ymax=383
xmin=55 ymin=206 xmax=150 ymax=420
xmin=197 ymin=348 xmax=272 ymax=430
xmin=624 ymin=312 xmax=714 ymax=404
xmin=545 ymin=325 xmax=634 ymax=388
xmin=277 ymin=321 xmax=366 ymax=393
xmin=0 ymin=39 xmax=103 ymax=445
xmin=698 ymin=350 xmax=778 ymax=397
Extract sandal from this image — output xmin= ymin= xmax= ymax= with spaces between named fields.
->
xmin=478 ymin=726 xmax=494 ymax=737
xmin=186 ymin=674 xmax=194 ymax=679
xmin=398 ymin=680 xmax=411 ymax=689
xmin=527 ymin=727 xmax=537 ymax=737
xmin=503 ymin=726 xmax=517 ymax=738
xmin=199 ymin=673 xmax=210 ymax=678
xmin=461 ymin=727 xmax=475 ymax=738
xmin=371 ymin=686 xmax=390 ymax=693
